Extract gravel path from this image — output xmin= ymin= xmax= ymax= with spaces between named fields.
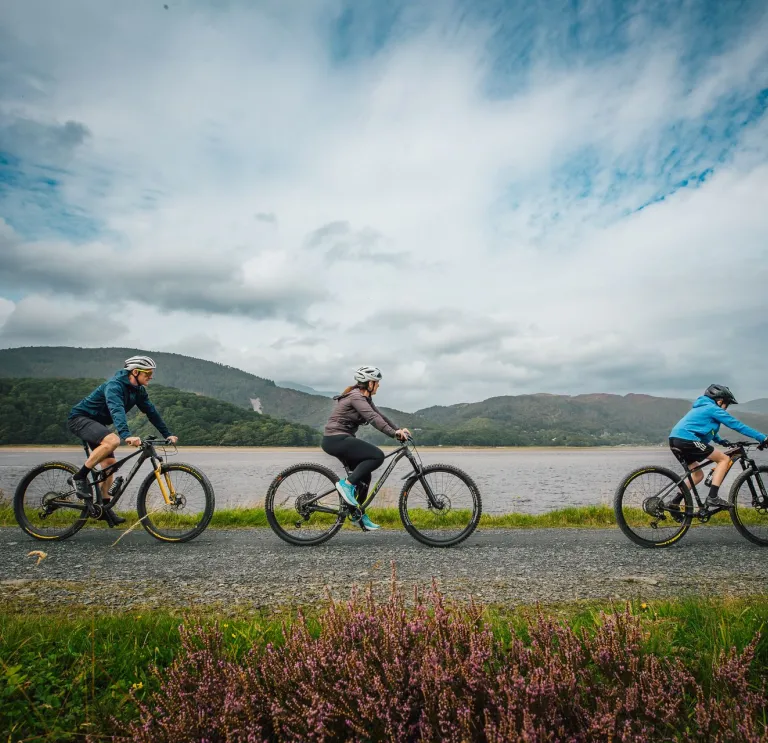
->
xmin=1 ymin=526 xmax=765 ymax=612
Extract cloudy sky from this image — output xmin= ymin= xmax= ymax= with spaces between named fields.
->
xmin=1 ymin=0 xmax=767 ymax=411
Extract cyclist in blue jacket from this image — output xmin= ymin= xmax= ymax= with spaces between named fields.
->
xmin=66 ymin=355 xmax=177 ymax=520
xmin=669 ymin=384 xmax=768 ymax=510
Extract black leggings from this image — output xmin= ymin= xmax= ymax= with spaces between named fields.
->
xmin=322 ymin=435 xmax=385 ymax=492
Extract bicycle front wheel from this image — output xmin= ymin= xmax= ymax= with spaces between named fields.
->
xmin=136 ymin=463 xmax=215 ymax=543
xmin=729 ymin=465 xmax=768 ymax=546
xmin=614 ymin=465 xmax=692 ymax=548
xmin=399 ymin=464 xmax=482 ymax=547
xmin=265 ymin=463 xmax=345 ymax=546
xmin=13 ymin=461 xmax=88 ymax=541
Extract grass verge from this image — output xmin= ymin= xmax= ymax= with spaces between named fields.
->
xmin=1 ymin=595 xmax=767 ymax=741
xmin=0 ymin=501 xmax=749 ymax=530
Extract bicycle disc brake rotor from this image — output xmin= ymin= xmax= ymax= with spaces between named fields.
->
xmin=170 ymin=492 xmax=187 ymax=510
xmin=429 ymin=493 xmax=451 ymax=513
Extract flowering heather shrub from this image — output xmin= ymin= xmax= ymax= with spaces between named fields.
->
xmin=119 ymin=585 xmax=767 ymax=743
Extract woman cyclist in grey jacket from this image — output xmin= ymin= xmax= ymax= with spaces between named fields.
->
xmin=322 ymin=366 xmax=411 ymax=531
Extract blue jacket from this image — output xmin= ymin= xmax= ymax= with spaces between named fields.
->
xmin=68 ymin=369 xmax=173 ymax=441
xmin=670 ymin=396 xmax=766 ymax=445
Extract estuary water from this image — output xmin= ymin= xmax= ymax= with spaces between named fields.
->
xmin=3 ymin=445 xmax=764 ymax=515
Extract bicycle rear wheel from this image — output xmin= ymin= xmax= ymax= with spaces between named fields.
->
xmin=136 ymin=463 xmax=215 ymax=543
xmin=399 ymin=464 xmax=482 ymax=547
xmin=13 ymin=462 xmax=88 ymax=541
xmin=265 ymin=463 xmax=345 ymax=546
xmin=729 ymin=465 xmax=768 ymax=546
xmin=613 ymin=465 xmax=692 ymax=548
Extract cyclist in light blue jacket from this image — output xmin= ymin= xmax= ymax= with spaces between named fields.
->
xmin=669 ymin=384 xmax=768 ymax=510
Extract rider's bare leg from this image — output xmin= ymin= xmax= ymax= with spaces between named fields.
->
xmin=85 ymin=433 xmax=120 ymax=470
xmin=708 ymin=449 xmax=731 ymax=487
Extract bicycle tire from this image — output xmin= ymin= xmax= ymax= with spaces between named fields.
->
xmin=136 ymin=463 xmax=215 ymax=543
xmin=729 ymin=465 xmax=768 ymax=546
xmin=613 ymin=465 xmax=692 ymax=548
xmin=265 ymin=463 xmax=345 ymax=546
xmin=13 ymin=461 xmax=88 ymax=541
xmin=399 ymin=464 xmax=482 ymax=547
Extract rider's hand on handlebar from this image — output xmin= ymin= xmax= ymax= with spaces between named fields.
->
xmin=125 ymin=436 xmax=142 ymax=447
xmin=167 ymin=435 xmax=178 ymax=444
xmin=758 ymin=439 xmax=768 ymax=451
xmin=395 ymin=428 xmax=412 ymax=441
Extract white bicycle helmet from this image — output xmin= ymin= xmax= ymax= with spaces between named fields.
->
xmin=354 ymin=365 xmax=383 ymax=384
xmin=124 ymin=355 xmax=157 ymax=371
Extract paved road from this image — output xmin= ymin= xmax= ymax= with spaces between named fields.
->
xmin=1 ymin=526 xmax=765 ymax=611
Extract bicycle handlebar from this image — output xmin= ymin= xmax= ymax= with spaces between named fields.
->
xmin=141 ymin=437 xmax=176 ymax=449
xmin=725 ymin=440 xmax=764 ymax=454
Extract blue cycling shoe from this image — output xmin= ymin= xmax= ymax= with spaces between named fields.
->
xmin=352 ymin=513 xmax=380 ymax=531
xmin=335 ymin=479 xmax=359 ymax=507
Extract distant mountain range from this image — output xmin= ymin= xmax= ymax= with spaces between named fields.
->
xmin=741 ymin=398 xmax=768 ymax=415
xmin=2 ymin=346 xmax=767 ymax=446
xmin=276 ymin=381 xmax=336 ymax=398
xmin=0 ymin=378 xmax=320 ymax=446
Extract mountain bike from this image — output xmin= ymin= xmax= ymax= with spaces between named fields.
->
xmin=265 ymin=438 xmax=482 ymax=547
xmin=14 ymin=438 xmax=215 ymax=543
xmin=614 ymin=441 xmax=768 ymax=548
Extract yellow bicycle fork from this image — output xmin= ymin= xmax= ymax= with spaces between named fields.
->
xmin=153 ymin=466 xmax=177 ymax=505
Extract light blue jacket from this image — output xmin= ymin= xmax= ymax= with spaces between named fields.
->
xmin=670 ymin=396 xmax=766 ymax=445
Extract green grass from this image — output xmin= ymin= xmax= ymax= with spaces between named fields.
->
xmin=2 ymin=595 xmax=768 ymax=741
xmin=0 ymin=608 xmax=289 ymax=741
xmin=2 ymin=500 xmax=764 ymax=530
xmin=487 ymin=595 xmax=768 ymax=683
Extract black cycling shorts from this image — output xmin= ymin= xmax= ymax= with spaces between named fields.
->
xmin=669 ymin=437 xmax=714 ymax=466
xmin=67 ymin=415 xmax=114 ymax=451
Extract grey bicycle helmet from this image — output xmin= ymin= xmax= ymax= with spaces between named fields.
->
xmin=704 ymin=384 xmax=738 ymax=405
xmin=124 ymin=355 xmax=157 ymax=371
xmin=354 ymin=366 xmax=383 ymax=384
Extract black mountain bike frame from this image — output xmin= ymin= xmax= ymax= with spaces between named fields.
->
xmin=51 ymin=439 xmax=176 ymax=518
xmin=670 ymin=442 xmax=767 ymax=515
xmin=308 ymin=440 xmax=439 ymax=517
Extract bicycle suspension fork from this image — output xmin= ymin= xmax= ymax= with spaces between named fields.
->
xmin=150 ymin=454 xmax=177 ymax=505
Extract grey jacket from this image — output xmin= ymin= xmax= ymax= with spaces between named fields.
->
xmin=323 ymin=389 xmax=399 ymax=438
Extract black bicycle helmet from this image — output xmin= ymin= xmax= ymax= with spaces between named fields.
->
xmin=704 ymin=384 xmax=738 ymax=405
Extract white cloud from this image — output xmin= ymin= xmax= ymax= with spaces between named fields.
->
xmin=0 ymin=1 xmax=767 ymax=408
xmin=0 ymin=294 xmax=130 ymax=345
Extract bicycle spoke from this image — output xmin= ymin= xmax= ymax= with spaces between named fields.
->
xmin=730 ymin=466 xmax=768 ymax=546
xmin=138 ymin=464 xmax=214 ymax=541
xmin=266 ymin=464 xmax=344 ymax=546
xmin=614 ymin=466 xmax=690 ymax=548
xmin=400 ymin=465 xmax=481 ymax=547
xmin=14 ymin=462 xmax=87 ymax=540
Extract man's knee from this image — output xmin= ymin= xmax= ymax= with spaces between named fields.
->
xmin=101 ymin=433 xmax=120 ymax=450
